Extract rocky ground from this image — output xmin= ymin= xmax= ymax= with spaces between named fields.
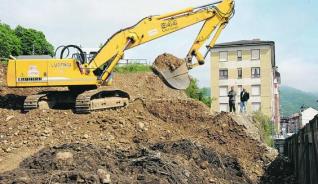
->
xmin=0 ymin=64 xmax=296 ymax=183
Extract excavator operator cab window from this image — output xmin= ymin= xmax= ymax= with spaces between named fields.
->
xmin=72 ymin=53 xmax=86 ymax=64
xmin=88 ymin=51 xmax=98 ymax=62
xmin=73 ymin=51 xmax=98 ymax=64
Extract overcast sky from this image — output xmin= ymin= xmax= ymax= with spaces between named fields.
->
xmin=1 ymin=0 xmax=318 ymax=92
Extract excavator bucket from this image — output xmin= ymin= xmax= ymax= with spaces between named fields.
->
xmin=152 ymin=53 xmax=191 ymax=90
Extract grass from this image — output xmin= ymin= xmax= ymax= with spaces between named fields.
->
xmin=1 ymin=59 xmax=8 ymax=65
xmin=114 ymin=64 xmax=151 ymax=73
xmin=253 ymin=111 xmax=275 ymax=147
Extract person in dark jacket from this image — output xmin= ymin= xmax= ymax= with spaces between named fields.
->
xmin=228 ymin=86 xmax=236 ymax=113
xmin=240 ymin=88 xmax=249 ymax=113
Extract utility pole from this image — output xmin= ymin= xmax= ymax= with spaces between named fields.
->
xmin=32 ymin=44 xmax=35 ymax=55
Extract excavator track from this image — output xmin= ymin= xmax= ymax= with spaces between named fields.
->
xmin=23 ymin=94 xmax=47 ymax=112
xmin=23 ymin=91 xmax=77 ymax=112
xmin=75 ymin=87 xmax=130 ymax=113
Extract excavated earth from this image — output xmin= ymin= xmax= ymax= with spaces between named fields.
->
xmin=0 ymin=63 xmax=295 ymax=184
xmin=153 ymin=53 xmax=184 ymax=72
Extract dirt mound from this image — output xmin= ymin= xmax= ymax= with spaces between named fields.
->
xmin=153 ymin=53 xmax=184 ymax=71
xmin=113 ymin=73 xmax=187 ymax=100
xmin=0 ymin=99 xmax=277 ymax=183
xmin=0 ymin=64 xmax=283 ymax=183
xmin=145 ymin=99 xmax=211 ymax=123
xmin=0 ymin=140 xmax=252 ymax=184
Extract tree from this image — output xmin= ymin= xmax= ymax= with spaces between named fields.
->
xmin=186 ymin=79 xmax=213 ymax=107
xmin=0 ymin=23 xmax=22 ymax=58
xmin=15 ymin=25 xmax=54 ymax=56
xmin=0 ymin=23 xmax=54 ymax=59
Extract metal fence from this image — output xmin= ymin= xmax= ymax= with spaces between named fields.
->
xmin=118 ymin=59 xmax=149 ymax=65
xmin=284 ymin=115 xmax=318 ymax=184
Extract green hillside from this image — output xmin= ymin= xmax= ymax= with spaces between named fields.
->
xmin=280 ymin=86 xmax=318 ymax=117
xmin=201 ymin=86 xmax=318 ymax=117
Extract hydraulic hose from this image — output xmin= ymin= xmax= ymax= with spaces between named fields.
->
xmin=60 ymin=45 xmax=86 ymax=63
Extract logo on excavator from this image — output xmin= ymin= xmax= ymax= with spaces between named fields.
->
xmin=161 ymin=19 xmax=178 ymax=32
xmin=50 ymin=62 xmax=72 ymax=69
xmin=27 ymin=65 xmax=40 ymax=77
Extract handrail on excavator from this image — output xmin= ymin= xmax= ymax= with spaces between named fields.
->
xmin=194 ymin=1 xmax=223 ymax=10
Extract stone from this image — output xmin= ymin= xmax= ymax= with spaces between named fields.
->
xmin=106 ymin=135 xmax=115 ymax=141
xmin=97 ymin=169 xmax=111 ymax=184
xmin=17 ymin=176 xmax=31 ymax=183
xmin=5 ymin=115 xmax=14 ymax=122
xmin=82 ymin=134 xmax=89 ymax=139
xmin=56 ymin=151 xmax=73 ymax=164
xmin=183 ymin=170 xmax=190 ymax=177
xmin=200 ymin=160 xmax=209 ymax=170
xmin=137 ymin=122 xmax=145 ymax=130
xmin=5 ymin=147 xmax=12 ymax=153
xmin=209 ymin=178 xmax=216 ymax=183
xmin=137 ymin=175 xmax=145 ymax=180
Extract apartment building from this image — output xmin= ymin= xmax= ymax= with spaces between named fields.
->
xmin=210 ymin=40 xmax=281 ymax=129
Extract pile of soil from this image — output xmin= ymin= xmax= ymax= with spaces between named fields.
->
xmin=0 ymin=141 xmax=252 ymax=184
xmin=113 ymin=73 xmax=187 ymax=100
xmin=0 ymin=64 xmax=285 ymax=183
xmin=260 ymin=156 xmax=297 ymax=184
xmin=153 ymin=53 xmax=184 ymax=71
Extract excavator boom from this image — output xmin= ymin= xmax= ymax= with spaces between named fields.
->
xmin=89 ymin=0 xmax=234 ymax=87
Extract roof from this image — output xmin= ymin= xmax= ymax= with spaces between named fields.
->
xmin=211 ymin=39 xmax=276 ymax=67
xmin=213 ymin=40 xmax=275 ymax=49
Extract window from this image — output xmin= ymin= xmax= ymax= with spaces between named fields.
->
xmin=251 ymin=85 xmax=261 ymax=96
xmin=220 ymin=103 xmax=228 ymax=112
xmin=251 ymin=49 xmax=260 ymax=60
xmin=219 ymin=51 xmax=228 ymax=62
xmin=237 ymin=50 xmax=242 ymax=61
xmin=252 ymin=102 xmax=261 ymax=112
xmin=219 ymin=86 xmax=228 ymax=97
xmin=237 ymin=68 xmax=242 ymax=79
xmin=251 ymin=67 xmax=260 ymax=78
xmin=219 ymin=69 xmax=228 ymax=80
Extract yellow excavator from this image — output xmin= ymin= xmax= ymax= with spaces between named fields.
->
xmin=6 ymin=0 xmax=234 ymax=113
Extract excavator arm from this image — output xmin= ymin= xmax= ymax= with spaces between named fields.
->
xmin=88 ymin=0 xmax=234 ymax=83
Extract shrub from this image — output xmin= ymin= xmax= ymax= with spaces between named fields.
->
xmin=253 ymin=111 xmax=275 ymax=147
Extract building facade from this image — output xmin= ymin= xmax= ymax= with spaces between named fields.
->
xmin=210 ymin=40 xmax=281 ymax=129
xmin=279 ymin=107 xmax=318 ymax=136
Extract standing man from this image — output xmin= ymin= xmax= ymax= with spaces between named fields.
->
xmin=240 ymin=88 xmax=249 ymax=113
xmin=228 ymin=86 xmax=236 ymax=113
